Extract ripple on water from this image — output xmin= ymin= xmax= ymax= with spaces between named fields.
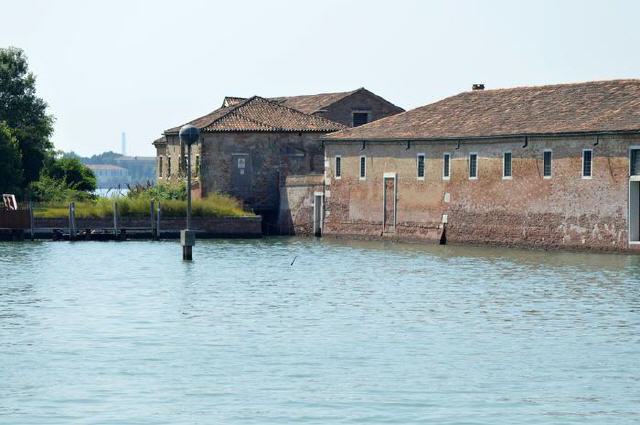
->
xmin=0 ymin=238 xmax=639 ymax=424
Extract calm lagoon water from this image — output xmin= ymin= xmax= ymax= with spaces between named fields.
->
xmin=1 ymin=238 xmax=639 ymax=424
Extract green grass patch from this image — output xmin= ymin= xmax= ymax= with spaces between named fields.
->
xmin=34 ymin=193 xmax=252 ymax=219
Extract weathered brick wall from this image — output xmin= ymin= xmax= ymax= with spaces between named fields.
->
xmin=324 ymin=135 xmax=639 ymax=251
xmin=278 ymin=174 xmax=324 ymax=235
xmin=316 ymin=90 xmax=404 ymax=127
xmin=198 ymin=132 xmax=325 ymax=211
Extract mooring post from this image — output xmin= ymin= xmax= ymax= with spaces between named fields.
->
xmin=150 ymin=199 xmax=155 ymax=239
xmin=113 ymin=201 xmax=118 ymax=238
xmin=69 ymin=202 xmax=76 ymax=241
xmin=29 ymin=201 xmax=34 ymax=241
xmin=156 ymin=201 xmax=161 ymax=240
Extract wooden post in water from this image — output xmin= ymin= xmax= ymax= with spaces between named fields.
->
xmin=69 ymin=202 xmax=76 ymax=240
xmin=29 ymin=201 xmax=34 ymax=241
xmin=150 ymin=199 xmax=155 ymax=239
xmin=156 ymin=201 xmax=161 ymax=240
xmin=113 ymin=201 xmax=118 ymax=238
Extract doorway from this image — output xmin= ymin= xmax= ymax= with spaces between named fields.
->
xmin=383 ymin=173 xmax=396 ymax=233
xmin=313 ymin=192 xmax=323 ymax=237
xmin=630 ymin=180 xmax=640 ymax=243
xmin=231 ymin=153 xmax=251 ymax=200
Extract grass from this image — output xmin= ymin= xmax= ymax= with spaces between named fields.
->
xmin=34 ymin=193 xmax=253 ymax=219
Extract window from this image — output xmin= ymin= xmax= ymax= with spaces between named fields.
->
xmin=352 ymin=112 xmax=370 ymax=127
xmin=417 ymin=154 xmax=425 ymax=179
xmin=335 ymin=156 xmax=342 ymax=179
xmin=158 ymin=157 xmax=163 ymax=178
xmin=631 ymin=149 xmax=640 ymax=176
xmin=195 ymin=154 xmax=200 ymax=176
xmin=359 ymin=156 xmax=366 ymax=180
xmin=503 ymin=152 xmax=512 ymax=178
xmin=469 ymin=153 xmax=478 ymax=179
xmin=543 ymin=150 xmax=552 ymax=178
xmin=443 ymin=153 xmax=450 ymax=180
xmin=582 ymin=149 xmax=593 ymax=178
xmin=167 ymin=157 xmax=172 ymax=176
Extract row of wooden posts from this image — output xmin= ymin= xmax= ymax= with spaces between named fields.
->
xmin=66 ymin=200 xmax=162 ymax=240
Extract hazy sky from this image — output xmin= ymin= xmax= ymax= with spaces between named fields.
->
xmin=3 ymin=0 xmax=640 ymax=156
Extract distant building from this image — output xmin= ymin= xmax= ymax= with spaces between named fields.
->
xmin=113 ymin=156 xmax=156 ymax=185
xmin=86 ymin=164 xmax=131 ymax=188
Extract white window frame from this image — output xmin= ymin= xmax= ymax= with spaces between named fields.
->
xmin=543 ymin=149 xmax=553 ymax=179
xmin=582 ymin=149 xmax=593 ymax=179
xmin=359 ymin=155 xmax=367 ymax=180
xmin=502 ymin=151 xmax=512 ymax=180
xmin=443 ymin=152 xmax=451 ymax=180
xmin=416 ymin=153 xmax=426 ymax=180
xmin=469 ymin=153 xmax=478 ymax=180
xmin=629 ymin=146 xmax=640 ymax=177
xmin=335 ymin=155 xmax=342 ymax=179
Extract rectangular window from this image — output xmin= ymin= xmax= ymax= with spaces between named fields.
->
xmin=469 ymin=153 xmax=478 ymax=179
xmin=582 ymin=149 xmax=593 ymax=178
xmin=443 ymin=153 xmax=450 ymax=180
xmin=158 ymin=157 xmax=163 ymax=178
xmin=631 ymin=149 xmax=640 ymax=176
xmin=543 ymin=150 xmax=552 ymax=178
xmin=195 ymin=154 xmax=200 ymax=176
xmin=503 ymin=152 xmax=512 ymax=178
xmin=335 ymin=156 xmax=342 ymax=179
xmin=417 ymin=153 xmax=425 ymax=179
xmin=359 ymin=156 xmax=366 ymax=180
xmin=167 ymin=157 xmax=172 ymax=176
xmin=352 ymin=112 xmax=370 ymax=127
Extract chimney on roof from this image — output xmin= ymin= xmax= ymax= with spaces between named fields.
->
xmin=472 ymin=83 xmax=485 ymax=91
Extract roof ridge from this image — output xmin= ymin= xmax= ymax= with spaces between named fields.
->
xmin=200 ymin=96 xmax=258 ymax=129
xmin=255 ymin=96 xmax=347 ymax=128
xmin=468 ymin=78 xmax=640 ymax=94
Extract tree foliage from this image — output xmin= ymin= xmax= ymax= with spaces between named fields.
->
xmin=0 ymin=47 xmax=54 ymax=185
xmin=0 ymin=122 xmax=23 ymax=194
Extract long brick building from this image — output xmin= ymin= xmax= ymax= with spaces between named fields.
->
xmin=320 ymin=80 xmax=640 ymax=251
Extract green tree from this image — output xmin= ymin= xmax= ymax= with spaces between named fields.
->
xmin=0 ymin=122 xmax=23 ymax=194
xmin=0 ymin=47 xmax=54 ymax=185
xmin=43 ymin=157 xmax=96 ymax=192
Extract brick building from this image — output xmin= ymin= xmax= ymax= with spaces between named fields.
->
xmin=319 ymin=80 xmax=640 ymax=251
xmin=153 ymin=89 xmax=403 ymax=231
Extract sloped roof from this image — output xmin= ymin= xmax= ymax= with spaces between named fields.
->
xmin=272 ymin=89 xmax=359 ymax=114
xmin=325 ymin=79 xmax=640 ymax=141
xmin=165 ymin=96 xmax=345 ymax=135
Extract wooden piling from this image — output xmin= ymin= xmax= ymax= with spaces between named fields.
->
xmin=113 ymin=202 xmax=118 ymax=237
xmin=156 ymin=201 xmax=161 ymax=240
xmin=69 ymin=202 xmax=76 ymax=240
xmin=29 ymin=201 xmax=34 ymax=241
xmin=150 ymin=200 xmax=155 ymax=239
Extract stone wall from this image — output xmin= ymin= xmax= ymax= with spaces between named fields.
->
xmin=324 ymin=135 xmax=640 ymax=251
xmin=315 ymin=89 xmax=404 ymax=127
xmin=278 ymin=174 xmax=324 ymax=235
xmin=34 ymin=216 xmax=262 ymax=238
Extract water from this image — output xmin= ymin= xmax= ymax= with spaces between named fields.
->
xmin=1 ymin=238 xmax=639 ymax=424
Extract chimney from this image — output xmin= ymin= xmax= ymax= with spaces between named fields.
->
xmin=472 ymin=83 xmax=485 ymax=91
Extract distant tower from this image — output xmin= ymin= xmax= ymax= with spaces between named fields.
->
xmin=121 ymin=132 xmax=127 ymax=156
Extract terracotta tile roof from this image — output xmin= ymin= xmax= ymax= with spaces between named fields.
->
xmin=273 ymin=89 xmax=359 ymax=114
xmin=219 ymin=90 xmax=359 ymax=114
xmin=164 ymin=96 xmax=345 ymax=135
xmin=325 ymin=79 xmax=640 ymax=141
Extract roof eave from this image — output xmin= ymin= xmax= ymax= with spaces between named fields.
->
xmin=322 ymin=129 xmax=640 ymax=142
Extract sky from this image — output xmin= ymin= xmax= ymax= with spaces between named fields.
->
xmin=3 ymin=0 xmax=640 ymax=157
